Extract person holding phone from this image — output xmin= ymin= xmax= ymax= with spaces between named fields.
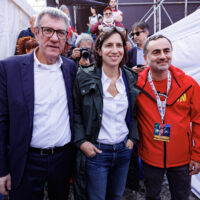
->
xmin=126 ymin=21 xmax=149 ymax=73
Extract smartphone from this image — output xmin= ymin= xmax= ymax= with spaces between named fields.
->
xmin=137 ymin=65 xmax=144 ymax=68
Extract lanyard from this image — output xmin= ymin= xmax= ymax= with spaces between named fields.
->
xmin=148 ymin=70 xmax=171 ymax=123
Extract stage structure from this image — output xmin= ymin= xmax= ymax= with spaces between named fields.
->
xmin=46 ymin=0 xmax=200 ymax=34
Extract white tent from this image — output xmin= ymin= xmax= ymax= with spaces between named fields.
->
xmin=0 ymin=0 xmax=35 ymax=59
xmin=158 ymin=8 xmax=200 ymax=85
xmin=158 ymin=9 xmax=200 ymax=198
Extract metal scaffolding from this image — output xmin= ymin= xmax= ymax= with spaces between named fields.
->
xmin=119 ymin=0 xmax=200 ymax=33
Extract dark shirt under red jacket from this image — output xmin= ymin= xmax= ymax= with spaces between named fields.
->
xmin=90 ymin=20 xmax=124 ymax=37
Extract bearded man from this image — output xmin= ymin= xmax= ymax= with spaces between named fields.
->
xmin=90 ymin=6 xmax=124 ymax=38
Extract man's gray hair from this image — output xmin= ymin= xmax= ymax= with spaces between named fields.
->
xmin=59 ymin=5 xmax=69 ymax=12
xmin=35 ymin=7 xmax=69 ymax=28
xmin=75 ymin=33 xmax=93 ymax=48
xmin=143 ymin=34 xmax=173 ymax=55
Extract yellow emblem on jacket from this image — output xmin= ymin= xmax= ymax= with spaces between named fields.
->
xmin=177 ymin=93 xmax=187 ymax=102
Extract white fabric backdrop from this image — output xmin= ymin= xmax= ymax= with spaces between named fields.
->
xmin=158 ymin=9 xmax=200 ymax=198
xmin=0 ymin=0 xmax=35 ymax=59
xmin=158 ymin=8 xmax=200 ymax=85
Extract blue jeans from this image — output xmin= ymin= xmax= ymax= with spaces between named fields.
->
xmin=86 ymin=141 xmax=132 ymax=200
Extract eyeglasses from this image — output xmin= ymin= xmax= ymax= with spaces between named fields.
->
xmin=131 ymin=30 xmax=145 ymax=37
xmin=104 ymin=12 xmax=112 ymax=16
xmin=39 ymin=27 xmax=68 ymax=40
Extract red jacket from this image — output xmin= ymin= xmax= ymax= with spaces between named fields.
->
xmin=136 ymin=65 xmax=200 ymax=168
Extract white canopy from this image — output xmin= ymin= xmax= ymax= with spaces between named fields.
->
xmin=0 ymin=0 xmax=35 ymax=59
xmin=158 ymin=8 xmax=200 ymax=85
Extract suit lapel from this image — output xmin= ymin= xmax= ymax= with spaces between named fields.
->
xmin=20 ymin=53 xmax=34 ymax=128
xmin=61 ymin=61 xmax=73 ymax=128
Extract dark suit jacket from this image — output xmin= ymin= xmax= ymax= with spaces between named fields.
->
xmin=0 ymin=52 xmax=77 ymax=188
xmin=126 ymin=47 xmax=137 ymax=68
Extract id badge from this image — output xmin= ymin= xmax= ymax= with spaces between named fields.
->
xmin=153 ymin=123 xmax=171 ymax=142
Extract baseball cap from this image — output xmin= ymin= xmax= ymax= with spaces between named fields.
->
xmin=103 ymin=6 xmax=112 ymax=13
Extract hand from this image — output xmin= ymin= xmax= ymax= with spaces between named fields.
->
xmin=79 ymin=58 xmax=90 ymax=66
xmin=109 ymin=23 xmax=115 ymax=27
xmin=126 ymin=139 xmax=134 ymax=150
xmin=80 ymin=141 xmax=102 ymax=157
xmin=74 ymin=32 xmax=79 ymax=37
xmin=0 ymin=174 xmax=11 ymax=195
xmin=189 ymin=160 xmax=200 ymax=175
xmin=71 ymin=48 xmax=81 ymax=60
xmin=132 ymin=66 xmax=146 ymax=73
xmin=115 ymin=15 xmax=123 ymax=23
xmin=98 ymin=25 xmax=103 ymax=31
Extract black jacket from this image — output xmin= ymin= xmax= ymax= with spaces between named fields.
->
xmin=126 ymin=46 xmax=137 ymax=68
xmin=72 ymin=65 xmax=139 ymax=200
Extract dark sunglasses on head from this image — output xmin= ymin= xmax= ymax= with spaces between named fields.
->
xmin=101 ymin=26 xmax=125 ymax=33
xmin=131 ymin=30 xmax=145 ymax=37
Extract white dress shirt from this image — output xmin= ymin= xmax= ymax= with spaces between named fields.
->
xmin=30 ymin=51 xmax=71 ymax=148
xmin=136 ymin=47 xmax=144 ymax=66
xmin=97 ymin=68 xmax=129 ymax=144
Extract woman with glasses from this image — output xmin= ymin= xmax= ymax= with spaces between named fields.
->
xmin=73 ymin=27 xmax=139 ymax=200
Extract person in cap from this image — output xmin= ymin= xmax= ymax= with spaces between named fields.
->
xmin=90 ymin=6 xmax=124 ymax=38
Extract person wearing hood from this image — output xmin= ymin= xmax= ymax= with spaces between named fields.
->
xmin=90 ymin=6 xmax=124 ymax=38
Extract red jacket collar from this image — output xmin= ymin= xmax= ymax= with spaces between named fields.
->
xmin=137 ymin=65 xmax=193 ymax=105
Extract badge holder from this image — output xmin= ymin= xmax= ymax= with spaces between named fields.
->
xmin=153 ymin=123 xmax=171 ymax=142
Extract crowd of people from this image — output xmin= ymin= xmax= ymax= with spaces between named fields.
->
xmin=0 ymin=1 xmax=200 ymax=200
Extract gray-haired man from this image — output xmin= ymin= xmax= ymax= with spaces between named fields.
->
xmin=0 ymin=7 xmax=77 ymax=200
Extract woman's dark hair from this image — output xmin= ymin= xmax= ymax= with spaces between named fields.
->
xmin=90 ymin=6 xmax=97 ymax=11
xmin=94 ymin=27 xmax=127 ymax=68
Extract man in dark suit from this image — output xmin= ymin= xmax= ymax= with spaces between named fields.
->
xmin=126 ymin=21 xmax=149 ymax=73
xmin=0 ymin=7 xmax=77 ymax=200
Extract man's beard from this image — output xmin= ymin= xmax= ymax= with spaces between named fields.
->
xmin=103 ymin=16 xmax=114 ymax=24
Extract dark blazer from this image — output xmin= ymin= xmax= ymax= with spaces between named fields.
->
xmin=0 ymin=52 xmax=77 ymax=188
xmin=126 ymin=46 xmax=137 ymax=68
xmin=17 ymin=28 xmax=35 ymax=39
